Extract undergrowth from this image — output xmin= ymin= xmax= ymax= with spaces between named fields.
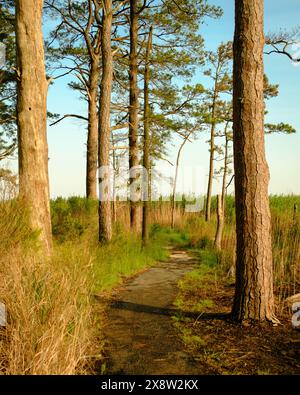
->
xmin=1 ymin=192 xmax=299 ymax=374
xmin=0 ymin=196 xmax=187 ymax=374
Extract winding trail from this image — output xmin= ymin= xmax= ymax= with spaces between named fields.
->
xmin=102 ymin=249 xmax=200 ymax=375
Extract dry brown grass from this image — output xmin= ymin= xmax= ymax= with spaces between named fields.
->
xmin=0 ymin=196 xmax=96 ymax=374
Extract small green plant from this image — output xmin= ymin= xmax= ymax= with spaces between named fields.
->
xmin=100 ymin=362 xmax=107 ymax=375
xmin=178 ymin=326 xmax=206 ymax=350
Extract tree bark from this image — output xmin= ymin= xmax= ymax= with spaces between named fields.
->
xmin=232 ymin=0 xmax=277 ymax=323
xmin=221 ymin=122 xmax=230 ymax=212
xmin=98 ymin=0 xmax=113 ymax=243
xmin=142 ymin=27 xmax=152 ymax=246
xmin=15 ymin=0 xmax=52 ymax=255
xmin=111 ymin=134 xmax=117 ymax=224
xmin=205 ymin=68 xmax=220 ymax=223
xmin=86 ymin=57 xmax=100 ymax=199
xmin=214 ymin=194 xmax=224 ymax=250
xmin=205 ymin=119 xmax=216 ymax=222
xmin=129 ymin=0 xmax=140 ymax=232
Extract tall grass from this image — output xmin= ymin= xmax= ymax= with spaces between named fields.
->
xmin=92 ymin=232 xmax=168 ymax=292
xmin=1 ymin=189 xmax=299 ymax=374
xmin=0 ymin=195 xmax=179 ymax=374
xmin=176 ymin=195 xmax=300 ymax=311
xmin=270 ymin=196 xmax=300 ymax=309
xmin=0 ymin=199 xmax=95 ymax=374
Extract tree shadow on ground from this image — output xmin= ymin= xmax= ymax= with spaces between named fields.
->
xmin=95 ymin=295 xmax=230 ymax=320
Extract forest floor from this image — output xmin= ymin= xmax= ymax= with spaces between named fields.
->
xmin=96 ymin=248 xmax=300 ymax=375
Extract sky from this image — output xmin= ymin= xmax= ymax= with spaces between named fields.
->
xmin=6 ymin=0 xmax=300 ymax=198
xmin=174 ymin=0 xmax=300 ymax=197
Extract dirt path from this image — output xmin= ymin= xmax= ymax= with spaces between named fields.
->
xmin=101 ymin=249 xmax=200 ymax=375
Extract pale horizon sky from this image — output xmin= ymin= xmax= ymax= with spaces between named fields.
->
xmin=4 ymin=0 xmax=300 ymax=198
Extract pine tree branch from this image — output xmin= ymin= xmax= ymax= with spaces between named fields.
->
xmin=49 ymin=114 xmax=88 ymax=126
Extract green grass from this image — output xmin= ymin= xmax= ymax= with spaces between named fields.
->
xmin=92 ymin=232 xmax=169 ymax=292
xmin=51 ymin=196 xmax=98 ymax=243
xmin=92 ymin=224 xmax=191 ymax=292
xmin=172 ymin=318 xmax=207 ymax=351
xmin=181 ymin=329 xmax=207 ymax=350
xmin=174 ymin=247 xmax=222 ymax=314
xmin=172 ymin=245 xmax=227 ymax=353
xmin=50 ymin=198 xmax=191 ymax=293
xmin=149 ymin=223 xmax=190 ymax=247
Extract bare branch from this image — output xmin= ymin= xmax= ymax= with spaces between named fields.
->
xmin=0 ymin=145 xmax=17 ymax=161
xmin=226 ymin=174 xmax=235 ymax=190
xmin=49 ymin=114 xmax=88 ymax=127
xmin=265 ymin=28 xmax=300 ymax=62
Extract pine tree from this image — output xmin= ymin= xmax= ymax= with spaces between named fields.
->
xmin=15 ymin=0 xmax=52 ymax=255
xmin=232 ymin=0 xmax=278 ymax=323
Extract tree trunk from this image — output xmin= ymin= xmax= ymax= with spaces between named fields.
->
xmin=171 ymin=133 xmax=191 ymax=228
xmin=98 ymin=0 xmax=113 ymax=243
xmin=112 ymin=135 xmax=117 ymax=224
xmin=205 ymin=73 xmax=220 ymax=223
xmin=214 ymin=194 xmax=224 ymax=250
xmin=232 ymin=0 xmax=277 ymax=323
xmin=205 ymin=58 xmax=222 ymax=223
xmin=129 ymin=0 xmax=140 ymax=232
xmin=170 ymin=164 xmax=179 ymax=229
xmin=15 ymin=0 xmax=52 ymax=255
xmin=142 ymin=27 xmax=152 ymax=247
xmin=221 ymin=122 xmax=230 ymax=212
xmin=86 ymin=57 xmax=100 ymax=199
xmin=205 ymin=121 xmax=215 ymax=222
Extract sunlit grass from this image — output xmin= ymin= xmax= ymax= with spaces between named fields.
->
xmin=1 ymin=193 xmax=299 ymax=374
xmin=92 ymin=232 xmax=169 ymax=292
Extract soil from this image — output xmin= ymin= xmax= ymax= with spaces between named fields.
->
xmin=98 ymin=249 xmax=300 ymax=375
xmin=181 ymin=281 xmax=300 ymax=375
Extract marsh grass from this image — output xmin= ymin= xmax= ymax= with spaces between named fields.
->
xmin=175 ymin=195 xmax=300 ymax=311
xmin=0 ymin=199 xmax=96 ymax=374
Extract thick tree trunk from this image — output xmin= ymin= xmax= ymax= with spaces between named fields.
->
xmin=142 ymin=27 xmax=152 ymax=246
xmin=98 ymin=0 xmax=113 ymax=243
xmin=15 ymin=0 xmax=52 ymax=255
xmin=86 ymin=57 xmax=100 ymax=199
xmin=129 ymin=0 xmax=140 ymax=232
xmin=232 ymin=0 xmax=277 ymax=323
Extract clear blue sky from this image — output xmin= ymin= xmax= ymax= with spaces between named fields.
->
xmin=12 ymin=0 xmax=298 ymax=198
xmin=170 ymin=0 xmax=300 ymax=197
